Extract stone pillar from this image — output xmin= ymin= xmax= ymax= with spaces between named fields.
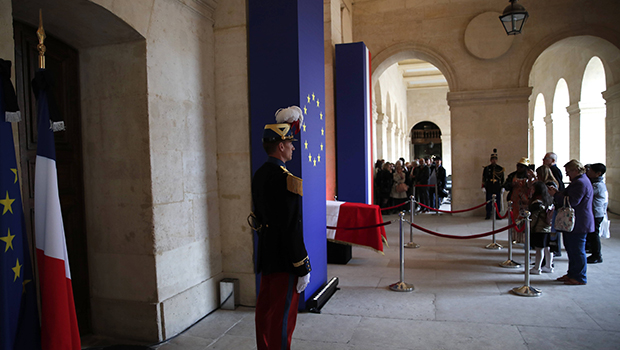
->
xmin=395 ymin=126 xmax=402 ymax=160
xmin=544 ymin=114 xmax=553 ymax=153
xmin=447 ymin=87 xmax=532 ymax=216
xmin=386 ymin=120 xmax=394 ymax=161
xmin=528 ymin=119 xmax=535 ymax=161
xmin=372 ymin=103 xmax=378 ymax=164
xmin=567 ymin=102 xmax=581 ymax=160
xmin=603 ymin=83 xmax=620 ymax=214
xmin=376 ymin=113 xmax=385 ymax=160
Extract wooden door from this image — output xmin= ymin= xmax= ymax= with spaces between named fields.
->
xmin=13 ymin=21 xmax=91 ymax=336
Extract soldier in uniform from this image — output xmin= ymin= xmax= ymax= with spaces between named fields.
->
xmin=481 ymin=149 xmax=505 ymax=219
xmin=251 ymin=106 xmax=311 ymax=350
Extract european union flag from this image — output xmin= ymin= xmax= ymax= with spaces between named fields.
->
xmin=0 ymin=59 xmax=41 ymax=350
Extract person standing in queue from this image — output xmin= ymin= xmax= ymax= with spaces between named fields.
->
xmin=549 ymin=159 xmax=594 ymax=285
xmin=482 ymin=149 xmax=505 ymax=220
xmin=251 ymin=106 xmax=311 ymax=350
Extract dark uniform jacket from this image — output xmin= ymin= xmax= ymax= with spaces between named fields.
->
xmin=252 ymin=157 xmax=311 ymax=277
xmin=482 ymin=164 xmax=505 ymax=192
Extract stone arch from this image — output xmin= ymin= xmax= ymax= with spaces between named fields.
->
xmin=579 ymin=56 xmax=607 ymax=164
xmin=520 ymin=29 xmax=620 ymax=88
xmin=371 ymin=42 xmax=457 ymax=92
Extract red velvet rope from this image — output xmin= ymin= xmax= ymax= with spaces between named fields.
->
xmin=326 ymin=221 xmax=392 ymax=230
xmin=509 ymin=211 xmax=526 ymax=233
xmin=410 ymin=222 xmax=516 ymax=239
xmin=380 ymin=200 xmax=411 ymax=211
xmin=416 ymin=201 xmax=488 ymax=214
xmin=494 ymin=202 xmax=509 ymax=219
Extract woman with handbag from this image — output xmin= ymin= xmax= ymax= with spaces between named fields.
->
xmin=548 ymin=159 xmax=594 ymax=285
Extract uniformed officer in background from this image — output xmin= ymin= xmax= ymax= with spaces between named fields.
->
xmin=482 ymin=149 xmax=505 ymax=219
xmin=251 ymin=106 xmax=311 ymax=350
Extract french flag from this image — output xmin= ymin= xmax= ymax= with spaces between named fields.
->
xmin=33 ymin=69 xmax=81 ymax=350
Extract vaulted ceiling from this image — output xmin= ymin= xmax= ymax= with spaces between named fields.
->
xmin=398 ymin=59 xmax=448 ymax=90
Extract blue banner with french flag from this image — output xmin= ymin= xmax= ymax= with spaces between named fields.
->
xmin=335 ymin=42 xmax=373 ymax=204
xmin=0 ymin=59 xmax=41 ymax=350
xmin=32 ymin=69 xmax=81 ymax=350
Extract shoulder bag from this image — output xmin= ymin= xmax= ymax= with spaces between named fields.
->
xmin=555 ymin=196 xmax=575 ymax=232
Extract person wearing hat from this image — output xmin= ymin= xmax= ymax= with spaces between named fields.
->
xmin=251 ymin=106 xmax=311 ymax=350
xmin=481 ymin=149 xmax=505 ymax=220
xmin=504 ymin=157 xmax=536 ymax=242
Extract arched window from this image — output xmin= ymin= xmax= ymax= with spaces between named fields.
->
xmin=552 ymin=79 xmax=570 ymax=164
xmin=580 ymin=56 xmax=606 ymax=164
xmin=533 ymin=93 xmax=546 ymax=165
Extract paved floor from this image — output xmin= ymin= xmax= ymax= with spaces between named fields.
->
xmin=90 ymin=210 xmax=620 ymax=350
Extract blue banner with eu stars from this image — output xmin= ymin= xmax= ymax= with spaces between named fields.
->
xmin=0 ymin=62 xmax=41 ymax=350
xmin=249 ymin=0 xmax=327 ymax=310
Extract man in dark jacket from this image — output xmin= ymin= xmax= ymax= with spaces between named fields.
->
xmin=252 ymin=107 xmax=311 ymax=350
xmin=417 ymin=158 xmax=430 ymax=212
xmin=482 ymin=149 xmax=504 ymax=219
xmin=434 ymin=156 xmax=447 ymax=207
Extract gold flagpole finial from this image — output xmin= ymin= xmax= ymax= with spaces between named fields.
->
xmin=37 ymin=9 xmax=46 ymax=69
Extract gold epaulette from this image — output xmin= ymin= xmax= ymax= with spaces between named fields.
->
xmin=281 ymin=166 xmax=303 ymax=196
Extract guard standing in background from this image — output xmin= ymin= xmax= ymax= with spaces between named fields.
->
xmin=251 ymin=106 xmax=311 ymax=350
xmin=482 ymin=149 xmax=505 ymax=219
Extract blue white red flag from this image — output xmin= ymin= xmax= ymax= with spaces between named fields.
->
xmin=0 ymin=59 xmax=41 ymax=350
xmin=33 ymin=68 xmax=81 ymax=350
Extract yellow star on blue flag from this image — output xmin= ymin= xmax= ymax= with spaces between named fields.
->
xmin=1 ymin=63 xmax=41 ymax=347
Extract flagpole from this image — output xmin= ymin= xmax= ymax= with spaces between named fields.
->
xmin=37 ymin=9 xmax=46 ymax=70
xmin=33 ymin=10 xmax=81 ymax=349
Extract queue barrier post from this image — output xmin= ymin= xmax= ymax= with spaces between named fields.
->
xmin=500 ymin=201 xmax=521 ymax=268
xmin=389 ymin=211 xmax=414 ymax=292
xmin=485 ymin=194 xmax=503 ymax=249
xmin=405 ymin=196 xmax=420 ymax=249
xmin=512 ymin=210 xmax=542 ymax=297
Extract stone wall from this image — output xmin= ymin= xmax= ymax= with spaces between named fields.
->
xmin=407 ymin=86 xmax=452 ymax=175
xmin=84 ymin=0 xmax=222 ymax=341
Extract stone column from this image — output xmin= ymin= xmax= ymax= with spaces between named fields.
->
xmin=376 ymin=113 xmax=385 ymax=160
xmin=528 ymin=119 xmax=535 ymax=161
xmin=603 ymin=83 xmax=620 ymax=214
xmin=544 ymin=114 xmax=553 ymax=153
xmin=372 ymin=103 xmax=378 ymax=164
xmin=567 ymin=102 xmax=581 ymax=160
xmin=395 ymin=126 xmax=402 ymax=160
xmin=447 ymin=87 xmax=532 ymax=216
xmin=386 ymin=120 xmax=394 ymax=161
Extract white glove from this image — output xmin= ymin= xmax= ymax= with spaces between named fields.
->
xmin=482 ymin=188 xmax=486 ymax=193
xmin=297 ymin=273 xmax=310 ymax=293
xmin=501 ymin=188 xmax=505 ymax=193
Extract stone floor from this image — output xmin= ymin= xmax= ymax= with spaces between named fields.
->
xmin=89 ymin=209 xmax=620 ymax=350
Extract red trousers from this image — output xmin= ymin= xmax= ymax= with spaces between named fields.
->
xmin=255 ymin=273 xmax=299 ymax=350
